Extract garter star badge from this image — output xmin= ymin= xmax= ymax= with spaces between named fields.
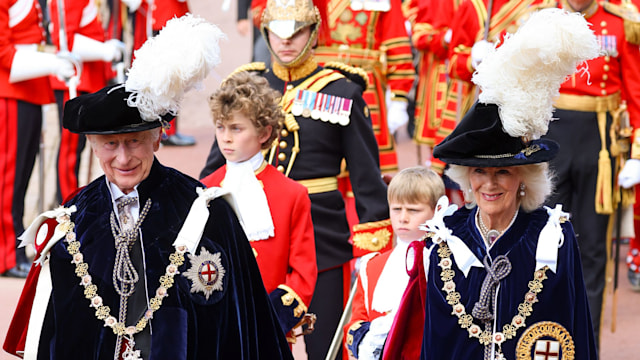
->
xmin=516 ymin=321 xmax=575 ymax=360
xmin=183 ymin=247 xmax=226 ymax=300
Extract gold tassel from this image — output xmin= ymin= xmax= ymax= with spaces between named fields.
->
xmin=596 ymin=111 xmax=614 ymax=214
xmin=596 ymin=150 xmax=614 ymax=214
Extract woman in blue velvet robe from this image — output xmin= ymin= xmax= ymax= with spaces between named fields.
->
xmin=416 ymin=9 xmax=599 ymax=359
xmin=420 ymin=100 xmax=598 ymax=359
xmin=420 ymin=100 xmax=601 ymax=360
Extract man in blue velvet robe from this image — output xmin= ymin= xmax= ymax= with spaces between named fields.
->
xmin=3 ymin=83 xmax=294 ymax=360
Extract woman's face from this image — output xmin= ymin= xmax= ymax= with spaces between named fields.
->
xmin=469 ymin=166 xmax=522 ymax=221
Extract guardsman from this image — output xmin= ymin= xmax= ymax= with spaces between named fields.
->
xmin=0 ymin=0 xmax=74 ymax=278
xmin=543 ymin=0 xmax=640 ymax=348
xmin=49 ymin=0 xmax=125 ymax=203
xmin=200 ymin=1 xmax=392 ymax=358
xmin=409 ymin=0 xmax=461 ymax=173
xmin=311 ymin=0 xmax=415 ymax=174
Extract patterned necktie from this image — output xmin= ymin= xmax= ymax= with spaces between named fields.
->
xmin=116 ymin=196 xmax=138 ymax=233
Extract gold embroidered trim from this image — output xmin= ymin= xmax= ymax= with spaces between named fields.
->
xmin=272 ymin=57 xmax=318 ymax=82
xmin=278 ymin=284 xmax=308 ymax=318
xmin=225 ymin=62 xmax=266 ymax=83
xmin=515 ymin=321 xmax=575 ymax=360
xmin=352 ymin=228 xmax=392 ymax=251
xmin=352 ymin=218 xmax=392 ymax=232
xmin=436 ymin=242 xmax=549 ymax=357
xmin=473 ymin=144 xmax=543 ymax=159
xmin=323 ymin=61 xmax=370 ymax=88
xmin=296 ymin=177 xmax=338 ymax=194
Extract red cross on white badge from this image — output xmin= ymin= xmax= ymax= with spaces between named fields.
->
xmin=199 ymin=261 xmax=218 ymax=285
xmin=534 ymin=340 xmax=560 ymax=360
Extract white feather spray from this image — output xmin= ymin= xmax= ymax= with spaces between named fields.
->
xmin=472 ymin=8 xmax=600 ymax=140
xmin=125 ymin=14 xmax=227 ymax=121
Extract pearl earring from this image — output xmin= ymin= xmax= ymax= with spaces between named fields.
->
xmin=519 ymin=183 xmax=526 ymax=197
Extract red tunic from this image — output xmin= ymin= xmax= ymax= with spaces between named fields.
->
xmin=0 ymin=0 xmax=54 ymax=104
xmin=151 ymin=0 xmax=189 ymax=31
xmin=411 ymin=0 xmax=462 ymax=148
xmin=201 ymin=162 xmax=317 ymax=308
xmin=48 ymin=0 xmax=109 ymax=93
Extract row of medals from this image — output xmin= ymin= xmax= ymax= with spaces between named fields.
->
xmin=291 ymin=89 xmax=353 ymax=126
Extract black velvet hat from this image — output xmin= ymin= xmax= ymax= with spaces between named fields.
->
xmin=63 ymin=84 xmax=173 ymax=135
xmin=63 ymin=14 xmax=226 ymax=135
xmin=432 ymin=102 xmax=559 ymax=167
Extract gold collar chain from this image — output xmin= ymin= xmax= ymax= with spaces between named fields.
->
xmin=55 ymin=210 xmax=186 ymax=338
xmin=436 ymin=242 xmax=549 ymax=358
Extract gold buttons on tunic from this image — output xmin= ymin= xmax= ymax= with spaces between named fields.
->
xmin=279 ymin=141 xmax=287 ymax=149
xmin=277 ymin=165 xmax=285 ymax=173
xmin=602 ymin=29 xmax=608 ymax=35
xmin=281 ymin=129 xmax=289 ymax=137
xmin=278 ymin=152 xmax=287 ymax=161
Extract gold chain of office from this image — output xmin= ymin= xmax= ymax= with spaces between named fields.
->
xmin=54 ymin=210 xmax=186 ymax=337
xmin=435 ymin=242 xmax=549 ymax=356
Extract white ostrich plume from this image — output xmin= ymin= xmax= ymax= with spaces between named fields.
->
xmin=472 ymin=8 xmax=600 ymax=139
xmin=125 ymin=14 xmax=227 ymax=121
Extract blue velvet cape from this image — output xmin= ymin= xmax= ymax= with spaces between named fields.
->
xmin=37 ymin=159 xmax=293 ymax=359
xmin=421 ymin=206 xmax=597 ymax=359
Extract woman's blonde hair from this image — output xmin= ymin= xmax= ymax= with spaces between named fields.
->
xmin=209 ymin=72 xmax=284 ymax=149
xmin=388 ymin=166 xmax=445 ymax=208
xmin=445 ymin=163 xmax=554 ymax=212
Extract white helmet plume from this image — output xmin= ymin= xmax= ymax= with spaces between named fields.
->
xmin=125 ymin=14 xmax=227 ymax=122
xmin=472 ymin=8 xmax=600 ymax=140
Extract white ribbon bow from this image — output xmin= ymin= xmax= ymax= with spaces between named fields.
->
xmin=174 ymin=187 xmax=237 ymax=254
xmin=419 ymin=196 xmax=483 ymax=277
xmin=535 ymin=204 xmax=569 ymax=273
xmin=19 ymin=206 xmax=77 ymax=265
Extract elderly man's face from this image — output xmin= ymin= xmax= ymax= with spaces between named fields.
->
xmin=87 ymin=128 xmax=161 ymax=194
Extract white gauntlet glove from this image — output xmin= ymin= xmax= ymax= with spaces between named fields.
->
xmin=9 ymin=49 xmax=75 ymax=83
xmin=618 ymin=159 xmax=640 ymax=189
xmin=386 ymin=87 xmax=409 ymax=135
xmin=72 ymin=34 xmax=125 ymax=62
xmin=471 ymin=40 xmax=494 ymax=69
xmin=357 ymin=314 xmax=395 ymax=360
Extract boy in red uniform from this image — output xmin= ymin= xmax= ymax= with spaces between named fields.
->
xmin=201 ymin=71 xmax=317 ymax=340
xmin=344 ymin=166 xmax=444 ymax=359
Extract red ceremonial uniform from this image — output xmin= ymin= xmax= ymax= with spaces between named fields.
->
xmin=435 ymin=0 xmax=553 ymax=173
xmin=410 ymin=0 xmax=461 ymax=148
xmin=201 ymin=162 xmax=318 ymax=335
xmin=343 ymin=241 xmax=412 ymax=360
xmin=0 ymin=0 xmax=54 ymax=274
xmin=150 ymin=0 xmax=189 ymax=32
xmin=542 ymin=0 xmax=640 ymax=343
xmin=49 ymin=0 xmax=111 ymax=201
xmin=343 ymin=252 xmax=391 ymax=337
xmin=312 ymin=0 xmax=414 ymax=173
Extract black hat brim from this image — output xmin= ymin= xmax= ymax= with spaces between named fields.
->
xmin=63 ymin=84 xmax=174 ymax=135
xmin=432 ymin=102 xmax=559 ymax=167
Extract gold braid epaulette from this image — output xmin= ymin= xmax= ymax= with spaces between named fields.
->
xmin=323 ymin=61 xmax=369 ymax=90
xmin=603 ymin=0 xmax=640 ymax=45
xmin=224 ymin=62 xmax=267 ymax=83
